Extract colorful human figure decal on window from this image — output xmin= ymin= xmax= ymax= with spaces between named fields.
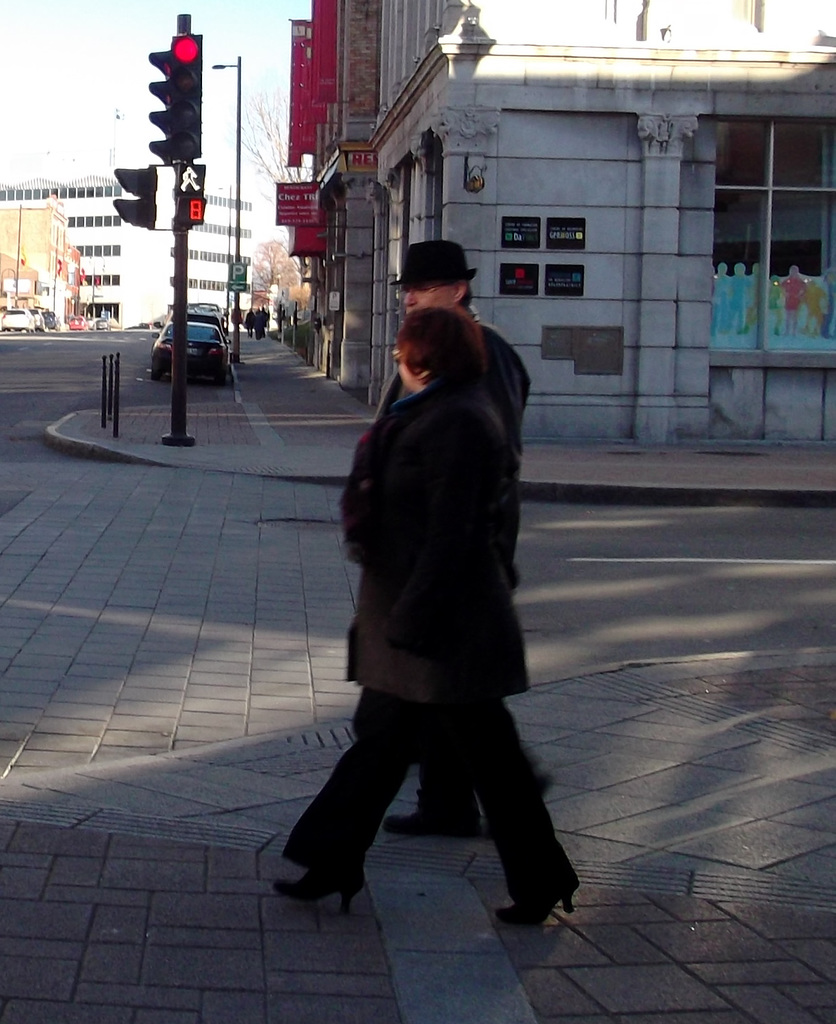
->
xmin=779 ymin=266 xmax=806 ymax=336
xmin=712 ymin=264 xmax=836 ymax=350
xmin=822 ymin=267 xmax=836 ymax=340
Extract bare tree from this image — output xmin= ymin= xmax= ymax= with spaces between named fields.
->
xmin=242 ymin=89 xmax=309 ymax=196
xmin=252 ymin=239 xmax=301 ymax=292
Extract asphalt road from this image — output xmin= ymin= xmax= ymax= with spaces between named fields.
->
xmin=517 ymin=501 xmax=836 ymax=680
xmin=0 ymin=327 xmax=213 ymax=461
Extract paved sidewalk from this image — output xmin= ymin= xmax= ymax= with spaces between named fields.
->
xmin=0 ymin=335 xmax=832 ymax=1022
xmin=45 ymin=335 xmax=836 ymax=504
xmin=0 ymin=651 xmax=835 ymax=1023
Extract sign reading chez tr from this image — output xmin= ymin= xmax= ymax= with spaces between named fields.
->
xmin=276 ymin=182 xmax=323 ymax=227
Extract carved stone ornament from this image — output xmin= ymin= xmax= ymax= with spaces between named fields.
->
xmin=410 ymin=130 xmax=435 ymax=171
xmin=364 ymin=178 xmax=387 ymax=208
xmin=430 ymin=106 xmax=500 ymax=152
xmin=637 ymin=114 xmax=699 ymax=157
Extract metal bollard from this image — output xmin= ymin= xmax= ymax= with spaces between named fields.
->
xmin=107 ymin=353 xmax=114 ymax=420
xmin=101 ymin=355 xmax=108 ymax=429
xmin=113 ymin=352 xmax=120 ymax=438
xmin=101 ymin=352 xmax=121 ymax=437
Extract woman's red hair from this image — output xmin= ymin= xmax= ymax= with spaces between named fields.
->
xmin=395 ymin=307 xmax=486 ymax=383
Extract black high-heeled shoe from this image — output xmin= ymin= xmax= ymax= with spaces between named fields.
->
xmin=273 ymin=865 xmax=365 ymax=914
xmin=495 ymin=881 xmax=578 ymax=925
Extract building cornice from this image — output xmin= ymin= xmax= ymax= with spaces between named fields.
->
xmin=435 ymin=41 xmax=836 ymax=66
xmin=371 ymin=39 xmax=836 ymax=157
xmin=0 ymin=174 xmax=118 ymax=190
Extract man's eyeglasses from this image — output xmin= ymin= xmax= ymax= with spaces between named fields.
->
xmin=399 ymin=282 xmax=447 ymax=295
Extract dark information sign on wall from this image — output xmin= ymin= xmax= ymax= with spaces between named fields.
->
xmin=546 ymin=217 xmax=586 ymax=250
xmin=545 ymin=264 xmax=585 ymax=296
xmin=499 ymin=263 xmax=540 ymax=296
xmin=501 ymin=217 xmax=541 ymax=249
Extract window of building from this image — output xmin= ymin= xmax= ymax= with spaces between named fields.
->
xmin=712 ymin=120 xmax=836 ymax=351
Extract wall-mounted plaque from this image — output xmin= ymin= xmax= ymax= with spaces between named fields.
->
xmin=501 ymin=217 xmax=541 ymax=249
xmin=541 ymin=325 xmax=624 ymax=375
xmin=545 ymin=264 xmax=584 ymax=297
xmin=546 ymin=217 xmax=586 ymax=250
xmin=499 ymin=263 xmax=540 ymax=296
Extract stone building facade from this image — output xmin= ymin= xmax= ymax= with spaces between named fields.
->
xmin=298 ymin=0 xmax=836 ymax=441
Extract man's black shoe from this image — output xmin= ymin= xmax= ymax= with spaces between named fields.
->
xmin=382 ymin=812 xmax=481 ymax=838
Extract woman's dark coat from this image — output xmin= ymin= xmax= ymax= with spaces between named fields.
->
xmin=349 ymin=379 xmax=528 ymax=704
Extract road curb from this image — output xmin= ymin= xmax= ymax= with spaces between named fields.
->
xmin=43 ymin=416 xmax=163 ymax=466
xmin=520 ymin=479 xmax=836 ymax=507
xmin=44 ymin=413 xmax=836 ymax=506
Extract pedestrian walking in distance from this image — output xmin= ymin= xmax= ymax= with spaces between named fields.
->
xmin=273 ymin=305 xmax=579 ymax=925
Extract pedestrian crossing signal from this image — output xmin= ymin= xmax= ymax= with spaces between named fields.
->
xmin=188 ymin=198 xmax=206 ymax=223
xmin=174 ymin=194 xmax=205 ymax=229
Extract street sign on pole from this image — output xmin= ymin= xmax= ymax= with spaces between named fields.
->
xmin=229 ymin=262 xmax=247 ymax=292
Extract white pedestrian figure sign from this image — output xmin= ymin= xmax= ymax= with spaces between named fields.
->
xmin=179 ymin=164 xmax=205 ymax=194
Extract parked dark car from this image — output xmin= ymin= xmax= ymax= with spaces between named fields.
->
xmin=42 ymin=311 xmax=58 ymax=329
xmin=161 ymin=304 xmax=228 ymax=341
xmin=150 ymin=321 xmax=229 ymax=385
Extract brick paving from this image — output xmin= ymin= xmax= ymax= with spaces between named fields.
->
xmin=2 ymin=818 xmax=834 ymax=1023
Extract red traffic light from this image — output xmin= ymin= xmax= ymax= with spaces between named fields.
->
xmin=172 ymin=35 xmax=199 ymax=63
xmin=148 ymin=33 xmax=202 ymax=164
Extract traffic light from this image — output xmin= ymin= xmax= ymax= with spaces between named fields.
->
xmin=174 ymin=194 xmax=206 ymax=229
xmin=113 ymin=166 xmax=158 ymax=229
xmin=148 ymin=33 xmax=203 ymax=164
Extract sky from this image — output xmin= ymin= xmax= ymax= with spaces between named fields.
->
xmin=1 ymin=0 xmax=311 ymax=243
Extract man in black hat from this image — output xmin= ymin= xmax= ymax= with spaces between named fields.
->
xmin=380 ymin=239 xmax=531 ymax=838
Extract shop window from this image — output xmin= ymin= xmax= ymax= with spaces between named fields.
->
xmin=712 ymin=120 xmax=836 ymax=351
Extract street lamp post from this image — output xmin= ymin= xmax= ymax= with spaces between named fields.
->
xmin=212 ymin=57 xmax=242 ymax=364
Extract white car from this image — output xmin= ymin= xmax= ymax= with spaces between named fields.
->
xmin=1 ymin=308 xmax=36 ymax=332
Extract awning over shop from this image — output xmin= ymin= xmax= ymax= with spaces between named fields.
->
xmin=289 ymin=225 xmax=326 ymax=258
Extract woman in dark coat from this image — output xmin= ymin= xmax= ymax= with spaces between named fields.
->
xmin=274 ymin=307 xmax=578 ymax=924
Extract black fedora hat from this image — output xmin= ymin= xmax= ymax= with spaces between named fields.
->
xmin=396 ymin=240 xmax=477 ymax=286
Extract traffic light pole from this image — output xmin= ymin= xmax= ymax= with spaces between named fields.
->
xmin=116 ymin=16 xmax=203 ymax=447
xmin=232 ymin=56 xmax=242 ymax=364
xmin=162 ymin=220 xmax=194 ymax=447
